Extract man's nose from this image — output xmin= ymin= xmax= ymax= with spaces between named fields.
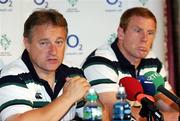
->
xmin=141 ymin=32 xmax=148 ymax=42
xmin=49 ymin=43 xmax=57 ymax=55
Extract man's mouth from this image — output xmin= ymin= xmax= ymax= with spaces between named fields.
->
xmin=48 ymin=59 xmax=59 ymax=63
xmin=138 ymin=47 xmax=147 ymax=52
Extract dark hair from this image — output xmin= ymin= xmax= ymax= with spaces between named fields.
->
xmin=23 ymin=9 xmax=68 ymax=40
xmin=119 ymin=7 xmax=157 ymax=31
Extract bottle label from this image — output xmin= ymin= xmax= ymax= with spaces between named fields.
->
xmin=113 ymin=102 xmax=131 ymax=121
xmin=83 ymin=105 xmax=102 ymax=121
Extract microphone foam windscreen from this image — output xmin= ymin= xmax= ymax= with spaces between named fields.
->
xmin=144 ymin=71 xmax=165 ymax=94
xmin=136 ymin=93 xmax=155 ymax=102
xmin=120 ymin=77 xmax=143 ymax=101
xmin=138 ymin=75 xmax=156 ymax=96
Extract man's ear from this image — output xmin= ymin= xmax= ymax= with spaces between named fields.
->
xmin=23 ymin=37 xmax=30 ymax=52
xmin=117 ymin=27 xmax=124 ymax=40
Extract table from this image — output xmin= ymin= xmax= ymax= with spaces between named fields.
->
xmin=131 ymin=107 xmax=179 ymax=121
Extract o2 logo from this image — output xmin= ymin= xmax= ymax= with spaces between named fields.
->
xmin=106 ymin=0 xmax=122 ymax=7
xmin=67 ymin=34 xmax=82 ymax=50
xmin=106 ymin=0 xmax=118 ymax=5
xmin=0 ymin=0 xmax=8 ymax=4
xmin=34 ymin=0 xmax=48 ymax=8
xmin=0 ymin=0 xmax=13 ymax=7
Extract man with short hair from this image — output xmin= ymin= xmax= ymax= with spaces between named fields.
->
xmin=82 ymin=7 xmax=178 ymax=120
xmin=0 ymin=9 xmax=90 ymax=121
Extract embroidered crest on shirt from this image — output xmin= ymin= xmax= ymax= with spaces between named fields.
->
xmin=35 ymin=90 xmax=43 ymax=99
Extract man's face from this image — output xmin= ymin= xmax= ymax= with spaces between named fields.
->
xmin=118 ymin=16 xmax=156 ymax=61
xmin=24 ymin=24 xmax=67 ymax=73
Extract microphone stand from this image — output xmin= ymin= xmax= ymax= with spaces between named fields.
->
xmin=152 ymin=109 xmax=164 ymax=121
xmin=147 ymin=111 xmax=153 ymax=121
xmin=139 ymin=97 xmax=164 ymax=121
xmin=139 ymin=104 xmax=153 ymax=121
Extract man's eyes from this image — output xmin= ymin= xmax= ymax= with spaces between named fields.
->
xmin=134 ymin=28 xmax=142 ymax=33
xmin=133 ymin=28 xmax=155 ymax=35
xmin=55 ymin=40 xmax=64 ymax=45
xmin=147 ymin=31 xmax=155 ymax=35
xmin=39 ymin=39 xmax=64 ymax=47
xmin=40 ymin=41 xmax=49 ymax=45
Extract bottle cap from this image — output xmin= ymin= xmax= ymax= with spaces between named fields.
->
xmin=118 ymin=86 xmax=125 ymax=94
xmin=117 ymin=86 xmax=126 ymax=99
xmin=86 ymin=88 xmax=98 ymax=101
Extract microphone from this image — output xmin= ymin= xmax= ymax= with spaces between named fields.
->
xmin=119 ymin=77 xmax=154 ymax=101
xmin=138 ymin=75 xmax=156 ymax=96
xmin=144 ymin=71 xmax=180 ymax=105
xmin=120 ymin=77 xmax=163 ymax=120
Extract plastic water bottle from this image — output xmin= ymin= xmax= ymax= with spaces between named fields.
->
xmin=83 ymin=88 xmax=102 ymax=121
xmin=113 ymin=85 xmax=131 ymax=121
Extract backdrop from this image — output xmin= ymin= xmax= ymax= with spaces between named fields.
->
xmin=0 ymin=0 xmax=168 ymax=72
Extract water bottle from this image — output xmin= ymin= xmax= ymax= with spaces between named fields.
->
xmin=113 ymin=85 xmax=131 ymax=121
xmin=83 ymin=88 xmax=102 ymax=121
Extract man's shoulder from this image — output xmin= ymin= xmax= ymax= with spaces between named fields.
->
xmin=57 ymin=64 xmax=84 ymax=78
xmin=82 ymin=44 xmax=118 ymax=70
xmin=143 ymin=50 xmax=163 ymax=65
xmin=0 ymin=58 xmax=28 ymax=78
xmin=94 ymin=43 xmax=116 ymax=59
xmin=145 ymin=50 xmax=160 ymax=60
xmin=83 ymin=44 xmax=117 ymax=64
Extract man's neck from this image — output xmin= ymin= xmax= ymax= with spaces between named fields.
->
xmin=39 ymin=71 xmax=56 ymax=91
xmin=34 ymin=66 xmax=56 ymax=90
xmin=118 ymin=43 xmax=141 ymax=68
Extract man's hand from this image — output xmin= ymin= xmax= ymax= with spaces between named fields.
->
xmin=63 ymin=76 xmax=90 ymax=102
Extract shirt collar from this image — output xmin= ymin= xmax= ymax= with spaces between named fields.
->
xmin=111 ymin=38 xmax=134 ymax=68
